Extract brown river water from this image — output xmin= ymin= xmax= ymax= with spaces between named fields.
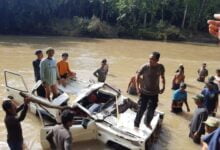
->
xmin=0 ymin=35 xmax=219 ymax=150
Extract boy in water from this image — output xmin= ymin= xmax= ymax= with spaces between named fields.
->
xmin=197 ymin=63 xmax=208 ymax=82
xmin=57 ymin=53 xmax=76 ymax=86
xmin=93 ymin=59 xmax=109 ymax=82
xmin=171 ymin=83 xmax=190 ymax=113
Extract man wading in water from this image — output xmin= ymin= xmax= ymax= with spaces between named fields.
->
xmin=134 ymin=51 xmax=165 ymax=129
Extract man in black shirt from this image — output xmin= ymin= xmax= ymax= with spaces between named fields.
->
xmin=2 ymin=97 xmax=30 ymax=150
xmin=32 ymin=49 xmax=46 ymax=97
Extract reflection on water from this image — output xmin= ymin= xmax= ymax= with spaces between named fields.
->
xmin=0 ymin=36 xmax=220 ymax=150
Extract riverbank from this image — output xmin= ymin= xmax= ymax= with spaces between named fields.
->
xmin=1 ymin=16 xmax=218 ymax=44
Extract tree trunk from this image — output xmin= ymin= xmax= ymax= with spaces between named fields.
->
xmin=181 ymin=3 xmax=188 ymax=29
xmin=143 ymin=12 xmax=147 ymax=27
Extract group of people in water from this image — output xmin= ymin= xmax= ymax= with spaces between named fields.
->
xmin=1 ymin=14 xmax=220 ymax=150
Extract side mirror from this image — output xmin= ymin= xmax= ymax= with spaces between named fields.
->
xmin=82 ymin=118 xmax=90 ymax=129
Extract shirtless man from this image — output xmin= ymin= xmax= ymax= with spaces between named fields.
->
xmin=172 ymin=65 xmax=185 ymax=90
xmin=197 ymin=63 xmax=208 ymax=82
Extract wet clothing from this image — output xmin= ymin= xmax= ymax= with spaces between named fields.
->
xmin=40 ymin=58 xmax=59 ymax=86
xmin=57 ymin=60 xmax=72 ymax=77
xmin=172 ymin=83 xmax=180 ymax=90
xmin=93 ymin=66 xmax=108 ymax=82
xmin=138 ymin=63 xmax=165 ymax=95
xmin=134 ymin=94 xmax=158 ymax=127
xmin=197 ymin=68 xmax=208 ymax=82
xmin=202 ymin=128 xmax=220 ymax=150
xmin=171 ymin=89 xmax=187 ymax=113
xmin=33 ymin=59 xmax=41 ymax=82
xmin=202 ymin=88 xmax=218 ymax=114
xmin=4 ymin=104 xmax=28 ymax=150
xmin=173 ymin=89 xmax=187 ymax=101
xmin=47 ymin=125 xmax=72 ymax=150
xmin=189 ymin=107 xmax=208 ymax=143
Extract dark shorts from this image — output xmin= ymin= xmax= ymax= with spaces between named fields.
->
xmin=60 ymin=73 xmax=68 ymax=79
xmin=172 ymin=83 xmax=180 ymax=90
xmin=171 ymin=101 xmax=183 ymax=113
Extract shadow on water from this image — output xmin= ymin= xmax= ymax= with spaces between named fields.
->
xmin=171 ymin=111 xmax=193 ymax=122
xmin=187 ymin=83 xmax=202 ymax=91
xmin=0 ymin=35 xmax=103 ymax=49
xmin=151 ymin=126 xmax=171 ymax=150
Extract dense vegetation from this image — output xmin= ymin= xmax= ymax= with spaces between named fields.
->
xmin=0 ymin=0 xmax=220 ymax=41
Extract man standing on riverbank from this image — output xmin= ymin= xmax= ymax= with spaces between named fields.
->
xmin=40 ymin=47 xmax=60 ymax=100
xmin=134 ymin=52 xmax=165 ymax=129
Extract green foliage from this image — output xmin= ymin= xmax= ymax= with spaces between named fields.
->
xmin=0 ymin=0 xmax=220 ymax=40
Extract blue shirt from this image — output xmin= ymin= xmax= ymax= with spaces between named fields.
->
xmin=202 ymin=128 xmax=220 ymax=150
xmin=172 ymin=89 xmax=187 ymax=101
xmin=201 ymin=88 xmax=218 ymax=112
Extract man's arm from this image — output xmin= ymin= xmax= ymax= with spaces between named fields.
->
xmin=16 ymin=104 xmax=24 ymax=113
xmin=16 ymin=104 xmax=28 ymax=122
xmin=93 ymin=69 xmax=99 ymax=78
xmin=160 ymin=74 xmax=165 ymax=94
xmin=64 ymin=137 xmax=72 ymax=150
xmin=40 ymin=61 xmax=45 ymax=83
xmin=197 ymin=112 xmax=208 ymax=135
xmin=46 ymin=130 xmax=56 ymax=150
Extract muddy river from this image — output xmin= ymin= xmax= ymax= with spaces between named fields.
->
xmin=0 ymin=36 xmax=219 ymax=150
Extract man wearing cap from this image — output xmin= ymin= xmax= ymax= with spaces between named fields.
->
xmin=134 ymin=51 xmax=165 ymax=129
xmin=189 ymin=94 xmax=208 ymax=144
xmin=32 ymin=50 xmax=46 ymax=97
xmin=171 ymin=83 xmax=190 ymax=113
xmin=202 ymin=127 xmax=220 ymax=150
xmin=204 ymin=117 xmax=219 ymax=134
xmin=40 ymin=47 xmax=60 ymax=100
xmin=57 ymin=53 xmax=76 ymax=86
xmin=197 ymin=63 xmax=208 ymax=82
xmin=46 ymin=110 xmax=74 ymax=150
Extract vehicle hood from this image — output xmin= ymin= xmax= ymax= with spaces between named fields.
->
xmin=104 ymin=108 xmax=160 ymax=140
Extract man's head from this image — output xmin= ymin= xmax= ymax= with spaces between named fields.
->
xmin=216 ymin=69 xmax=220 ymax=77
xmin=202 ymin=63 xmax=207 ymax=68
xmin=35 ymin=49 xmax=43 ymax=60
xmin=2 ymin=100 xmax=17 ymax=115
xmin=61 ymin=110 xmax=74 ymax=128
xmin=193 ymin=94 xmax=204 ymax=106
xmin=101 ymin=59 xmax=107 ymax=66
xmin=62 ymin=53 xmax=69 ymax=61
xmin=180 ymin=83 xmax=187 ymax=91
xmin=149 ymin=51 xmax=160 ymax=66
xmin=46 ymin=47 xmax=55 ymax=58
xmin=204 ymin=117 xmax=219 ymax=134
